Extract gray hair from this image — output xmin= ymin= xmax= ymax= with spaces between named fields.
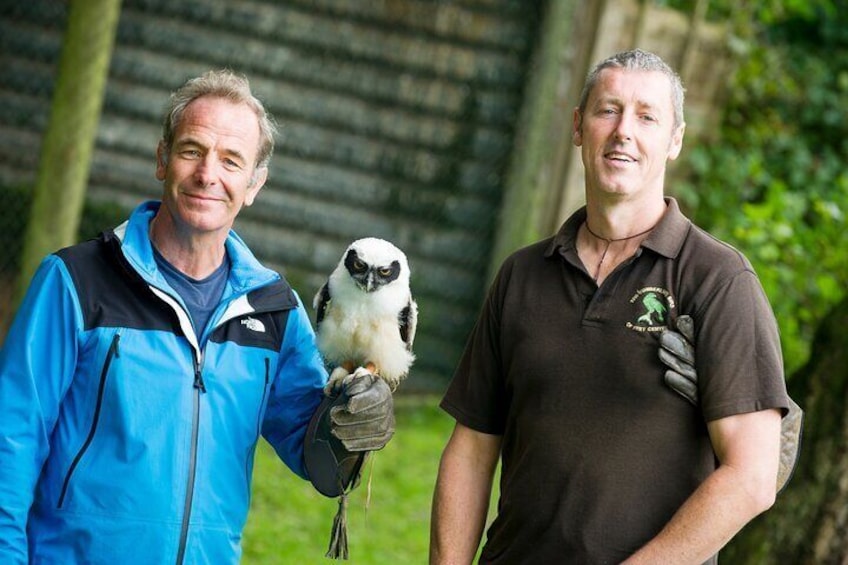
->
xmin=577 ymin=49 xmax=685 ymax=130
xmin=161 ymin=69 xmax=277 ymax=173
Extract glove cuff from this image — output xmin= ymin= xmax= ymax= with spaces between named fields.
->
xmin=304 ymin=391 xmax=366 ymax=497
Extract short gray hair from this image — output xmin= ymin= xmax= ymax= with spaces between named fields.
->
xmin=161 ymin=69 xmax=277 ymax=171
xmin=577 ymin=49 xmax=685 ymax=130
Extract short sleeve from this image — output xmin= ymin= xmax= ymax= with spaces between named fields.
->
xmin=696 ymin=270 xmax=789 ymax=422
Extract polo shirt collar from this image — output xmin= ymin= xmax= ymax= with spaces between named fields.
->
xmin=642 ymin=197 xmax=691 ymax=259
xmin=544 ymin=207 xmax=584 ymax=259
xmin=544 ymin=197 xmax=691 ymax=260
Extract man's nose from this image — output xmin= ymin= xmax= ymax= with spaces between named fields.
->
xmin=193 ymin=156 xmax=218 ymax=186
xmin=613 ymin=111 xmax=635 ymax=142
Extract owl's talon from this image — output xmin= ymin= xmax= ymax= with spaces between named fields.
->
xmin=324 ymin=366 xmax=351 ymax=396
xmin=352 ymin=365 xmax=376 ymax=380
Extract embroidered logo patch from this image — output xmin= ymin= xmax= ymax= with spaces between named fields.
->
xmin=627 ymin=287 xmax=675 ymax=332
xmin=241 ymin=317 xmax=266 ymax=333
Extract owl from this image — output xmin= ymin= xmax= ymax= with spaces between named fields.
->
xmin=313 ymin=237 xmax=417 ymax=391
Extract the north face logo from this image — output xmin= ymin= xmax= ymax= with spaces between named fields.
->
xmin=241 ymin=317 xmax=266 ymax=333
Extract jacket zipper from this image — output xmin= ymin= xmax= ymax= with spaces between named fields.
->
xmin=162 ymin=283 xmax=280 ymax=562
xmin=148 ymin=281 xmax=205 ymax=565
xmin=175 ymin=353 xmax=205 ymax=565
xmin=57 ymin=332 xmax=121 ymax=509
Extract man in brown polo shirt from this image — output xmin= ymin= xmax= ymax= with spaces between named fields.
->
xmin=429 ymin=49 xmax=789 ymax=564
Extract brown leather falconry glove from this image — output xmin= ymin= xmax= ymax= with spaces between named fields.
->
xmin=304 ymin=368 xmax=395 ymax=498
xmin=329 ymin=370 xmax=395 ymax=452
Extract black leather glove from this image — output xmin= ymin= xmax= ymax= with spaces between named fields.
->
xmin=329 ymin=369 xmax=395 ymax=452
xmin=659 ymin=315 xmax=697 ymax=404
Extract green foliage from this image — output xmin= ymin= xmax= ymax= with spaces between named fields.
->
xmin=675 ymin=2 xmax=848 ymax=373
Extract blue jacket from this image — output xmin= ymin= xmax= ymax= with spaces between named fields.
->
xmin=0 ymin=201 xmax=328 ymax=563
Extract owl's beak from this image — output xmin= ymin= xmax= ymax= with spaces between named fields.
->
xmin=365 ymin=272 xmax=377 ymax=292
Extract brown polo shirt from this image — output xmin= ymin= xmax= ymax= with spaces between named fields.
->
xmin=441 ymin=198 xmax=788 ymax=564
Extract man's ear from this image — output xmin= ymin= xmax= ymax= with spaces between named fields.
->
xmin=572 ymin=107 xmax=583 ymax=146
xmin=155 ymin=142 xmax=168 ymax=181
xmin=244 ymin=166 xmax=268 ymax=207
xmin=667 ymin=123 xmax=686 ymax=161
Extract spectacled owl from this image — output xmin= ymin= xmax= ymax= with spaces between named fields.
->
xmin=313 ymin=237 xmax=417 ymax=390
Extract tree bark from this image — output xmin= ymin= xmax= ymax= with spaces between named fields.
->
xmin=722 ymin=296 xmax=848 ymax=564
xmin=14 ymin=0 xmax=122 ymax=305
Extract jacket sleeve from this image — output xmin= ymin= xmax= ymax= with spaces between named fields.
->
xmin=261 ymin=292 xmax=327 ymax=479
xmin=0 ymin=256 xmax=82 ymax=562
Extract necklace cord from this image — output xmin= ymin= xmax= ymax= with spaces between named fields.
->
xmin=584 ymin=221 xmax=656 ymax=282
xmin=584 ymin=222 xmax=655 ymax=243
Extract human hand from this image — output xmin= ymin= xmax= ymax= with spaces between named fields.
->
xmin=659 ymin=315 xmax=697 ymax=404
xmin=330 ymin=368 xmax=395 ymax=452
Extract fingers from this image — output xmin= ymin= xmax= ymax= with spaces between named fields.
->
xmin=336 ymin=434 xmax=394 ymax=453
xmin=675 ymin=314 xmax=695 ymax=343
xmin=324 ymin=365 xmax=378 ymax=397
xmin=331 ymin=409 xmax=395 ymax=439
xmin=329 ymin=370 xmax=396 ymax=452
xmin=345 ymin=377 xmax=392 ymax=414
xmin=343 ymin=368 xmax=377 ymax=399
xmin=660 ymin=314 xmax=698 ymax=406
xmin=331 ymin=408 xmax=395 ymax=452
xmin=330 ymin=379 xmax=392 ymax=424
xmin=324 ymin=366 xmax=351 ymax=396
xmin=664 ymin=370 xmax=698 ymax=405
xmin=660 ymin=329 xmax=695 ymax=367
xmin=658 ymin=344 xmax=696 ymax=380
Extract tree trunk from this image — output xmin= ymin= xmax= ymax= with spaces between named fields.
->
xmin=14 ymin=0 xmax=122 ymax=305
xmin=722 ymin=296 xmax=848 ymax=564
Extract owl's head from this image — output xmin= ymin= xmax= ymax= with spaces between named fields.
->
xmin=342 ymin=237 xmax=409 ymax=293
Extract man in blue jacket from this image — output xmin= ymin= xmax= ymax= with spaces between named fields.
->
xmin=0 ymin=69 xmax=393 ymax=563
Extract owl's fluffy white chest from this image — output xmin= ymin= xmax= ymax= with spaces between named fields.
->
xmin=316 ymin=281 xmax=414 ymax=384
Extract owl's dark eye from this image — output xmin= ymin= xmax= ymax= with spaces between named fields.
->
xmin=378 ymin=267 xmax=393 ymax=277
xmin=353 ymin=260 xmax=367 ymax=272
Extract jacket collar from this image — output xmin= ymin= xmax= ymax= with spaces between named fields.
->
xmin=111 ymin=200 xmax=280 ymax=294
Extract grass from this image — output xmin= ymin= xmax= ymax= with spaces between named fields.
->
xmin=242 ymin=395 xmax=456 ymax=564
